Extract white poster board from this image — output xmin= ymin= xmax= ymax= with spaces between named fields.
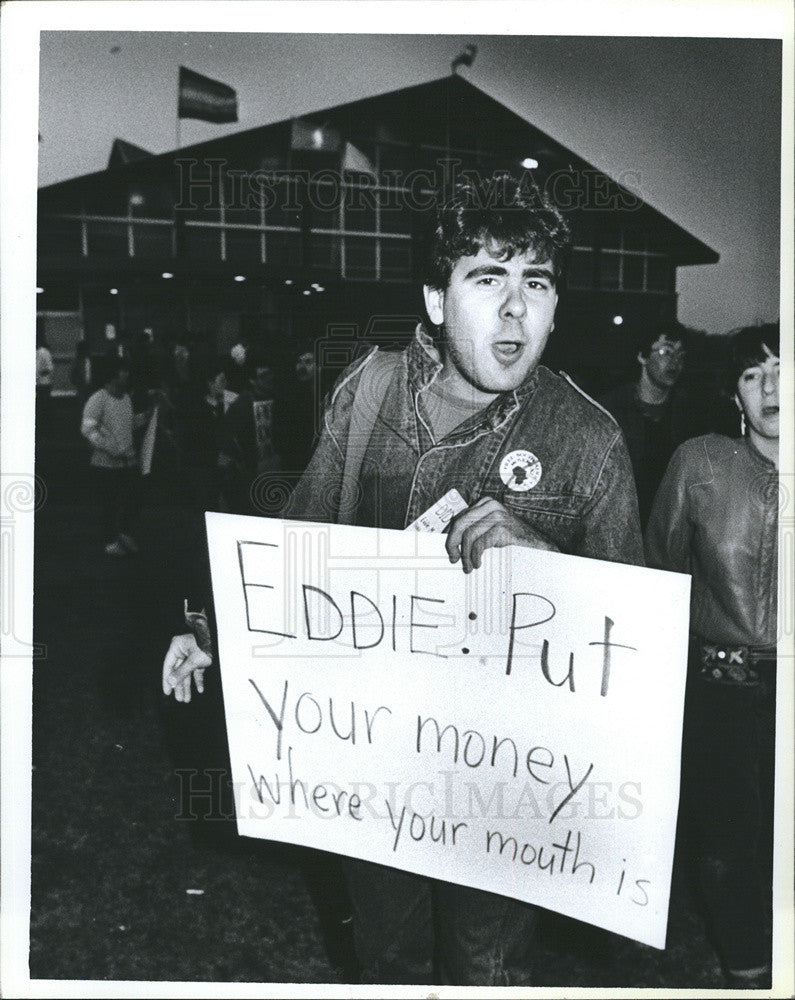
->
xmin=207 ymin=512 xmax=691 ymax=949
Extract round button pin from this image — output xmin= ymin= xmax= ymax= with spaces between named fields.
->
xmin=499 ymin=450 xmax=542 ymax=491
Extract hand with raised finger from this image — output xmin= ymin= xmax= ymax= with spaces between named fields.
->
xmin=162 ymin=633 xmax=212 ymax=703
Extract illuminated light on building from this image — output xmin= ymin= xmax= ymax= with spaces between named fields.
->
xmin=109 ymin=288 xmax=118 ymax=295
xmin=612 ymin=315 xmax=624 ymax=325
xmin=521 ymin=157 xmax=539 ymax=169
xmin=234 ymin=275 xmax=246 ymax=282
xmin=162 ymin=272 xmax=173 ymax=279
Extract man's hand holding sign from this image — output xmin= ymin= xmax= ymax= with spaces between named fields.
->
xmin=445 ymin=495 xmax=559 ymax=572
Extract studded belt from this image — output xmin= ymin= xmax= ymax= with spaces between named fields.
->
xmin=691 ymin=639 xmax=777 ymax=686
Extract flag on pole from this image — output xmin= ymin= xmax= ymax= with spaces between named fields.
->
xmin=342 ymin=141 xmax=377 ymax=178
xmin=178 ymin=66 xmax=238 ymax=123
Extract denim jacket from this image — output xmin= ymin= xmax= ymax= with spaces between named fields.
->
xmin=284 ymin=327 xmax=644 ymax=566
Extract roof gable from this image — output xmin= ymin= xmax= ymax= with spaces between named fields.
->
xmin=40 ymin=75 xmax=717 ymax=266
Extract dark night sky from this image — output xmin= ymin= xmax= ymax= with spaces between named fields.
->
xmin=38 ymin=31 xmax=782 ymax=333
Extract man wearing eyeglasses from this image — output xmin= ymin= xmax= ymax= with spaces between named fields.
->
xmin=598 ymin=323 xmax=692 ymax=527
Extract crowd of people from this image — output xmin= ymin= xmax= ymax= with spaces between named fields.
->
xmin=70 ymin=337 xmax=320 ymax=556
xmin=34 ymin=170 xmax=779 ymax=987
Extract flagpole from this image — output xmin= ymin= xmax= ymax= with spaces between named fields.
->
xmin=176 ymin=66 xmax=181 ymax=149
xmin=176 ymin=68 xmax=181 ymax=149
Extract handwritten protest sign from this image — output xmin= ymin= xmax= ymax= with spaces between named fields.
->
xmin=206 ymin=512 xmax=690 ymax=948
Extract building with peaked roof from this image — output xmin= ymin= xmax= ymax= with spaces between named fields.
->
xmin=107 ymin=139 xmax=154 ymax=169
xmin=37 ymin=75 xmax=718 ymax=393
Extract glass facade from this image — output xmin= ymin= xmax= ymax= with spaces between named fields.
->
xmin=40 ymin=165 xmax=419 ymax=282
xmin=39 ymin=161 xmax=673 ymax=294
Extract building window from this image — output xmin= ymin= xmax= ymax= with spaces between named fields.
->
xmin=38 ymin=218 xmax=83 ymax=258
xmin=599 ymin=227 xmax=671 ymax=293
xmin=566 ymin=248 xmax=596 ymax=290
xmin=85 ymin=220 xmax=127 ymax=258
xmin=343 ymin=184 xmax=377 ymax=233
xmin=646 ymin=256 xmax=672 ymax=292
xmin=182 ymin=225 xmax=222 ymax=262
xmin=131 ymin=222 xmax=173 ymax=259
xmin=380 ymin=239 xmax=412 ymax=280
xmin=225 ymin=228 xmax=265 ymax=264
xmin=344 ymin=234 xmax=377 ymax=280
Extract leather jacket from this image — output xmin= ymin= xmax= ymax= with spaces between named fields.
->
xmin=283 ymin=326 xmax=644 ymax=566
xmin=596 ymin=380 xmax=716 ymax=528
xmin=645 ymin=434 xmax=778 ymax=647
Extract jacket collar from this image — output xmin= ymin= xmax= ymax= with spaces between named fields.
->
xmin=406 ymin=323 xmax=443 ymax=390
xmin=406 ymin=323 xmax=540 ymax=433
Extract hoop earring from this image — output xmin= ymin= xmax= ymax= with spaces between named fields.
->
xmin=740 ymin=411 xmax=746 ymax=436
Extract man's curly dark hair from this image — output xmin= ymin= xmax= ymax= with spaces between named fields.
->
xmin=421 ymin=171 xmax=571 ymax=291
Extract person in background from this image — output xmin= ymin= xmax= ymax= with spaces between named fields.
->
xmin=80 ymin=356 xmax=154 ymax=556
xmin=218 ymin=357 xmax=281 ymax=514
xmin=35 ymin=329 xmax=55 ymax=437
xmin=598 ymin=322 xmax=698 ymax=527
xmin=645 ymin=323 xmax=779 ymax=989
xmin=181 ymin=356 xmax=239 ymax=512
xmin=273 ymin=343 xmax=320 ymax=479
xmin=168 ymin=338 xmax=194 ymax=398
xmin=129 ymin=328 xmax=161 ymax=401
xmin=227 ymin=337 xmax=250 ymax=394
xmin=158 ymin=336 xmax=196 ymax=471
xmin=70 ymin=339 xmax=95 ymax=402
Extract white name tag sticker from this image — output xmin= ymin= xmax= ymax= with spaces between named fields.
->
xmin=407 ymin=488 xmax=468 ymax=532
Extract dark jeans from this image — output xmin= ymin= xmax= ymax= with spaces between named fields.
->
xmin=680 ymin=661 xmax=776 ymax=971
xmin=341 ymin=857 xmax=538 ymax=985
xmin=94 ymin=466 xmax=140 ymax=545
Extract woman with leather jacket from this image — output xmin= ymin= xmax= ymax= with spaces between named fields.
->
xmin=645 ymin=323 xmax=779 ymax=987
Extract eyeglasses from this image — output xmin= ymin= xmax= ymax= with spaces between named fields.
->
xmin=652 ymin=346 xmax=685 ymax=360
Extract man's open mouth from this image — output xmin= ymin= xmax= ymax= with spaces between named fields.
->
xmin=492 ymin=342 xmax=524 ymax=363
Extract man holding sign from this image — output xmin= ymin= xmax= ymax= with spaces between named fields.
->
xmin=163 ymin=173 xmax=644 ymax=985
